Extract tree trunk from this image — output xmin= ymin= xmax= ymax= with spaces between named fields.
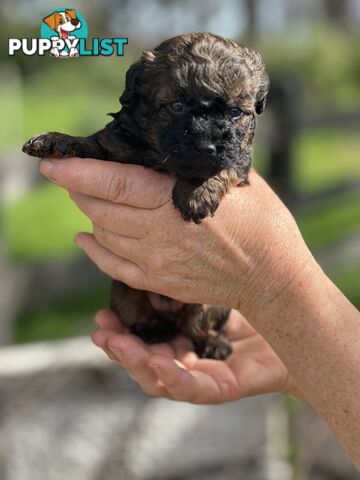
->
xmin=243 ymin=0 xmax=257 ymax=43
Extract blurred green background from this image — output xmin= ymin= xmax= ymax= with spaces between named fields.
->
xmin=0 ymin=0 xmax=359 ymax=347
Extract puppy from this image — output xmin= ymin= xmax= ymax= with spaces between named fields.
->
xmin=23 ymin=32 xmax=269 ymax=359
xmin=43 ymin=9 xmax=81 ymax=57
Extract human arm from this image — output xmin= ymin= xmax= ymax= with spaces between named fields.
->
xmin=39 ymin=158 xmax=360 ymax=468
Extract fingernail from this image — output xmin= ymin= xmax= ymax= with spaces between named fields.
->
xmin=173 ymin=359 xmax=186 ymax=370
xmin=39 ymin=160 xmax=56 ymax=181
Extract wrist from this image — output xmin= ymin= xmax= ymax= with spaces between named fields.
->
xmin=233 ymin=227 xmax=318 ymax=324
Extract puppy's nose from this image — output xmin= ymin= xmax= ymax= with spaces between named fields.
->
xmin=197 ymin=143 xmax=217 ymax=156
xmin=71 ymin=19 xmax=79 ymax=26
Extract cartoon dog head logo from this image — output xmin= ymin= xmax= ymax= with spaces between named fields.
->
xmin=43 ymin=10 xmax=81 ymax=39
xmin=41 ymin=9 xmax=88 ymax=57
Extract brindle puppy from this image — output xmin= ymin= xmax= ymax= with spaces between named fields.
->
xmin=23 ymin=32 xmax=269 ymax=360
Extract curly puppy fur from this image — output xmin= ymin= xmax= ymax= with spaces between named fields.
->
xmin=23 ymin=32 xmax=269 ymax=359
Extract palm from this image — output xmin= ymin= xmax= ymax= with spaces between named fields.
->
xmin=92 ymin=309 xmax=299 ymax=403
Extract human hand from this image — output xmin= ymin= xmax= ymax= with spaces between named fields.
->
xmin=38 ymin=158 xmax=360 ymax=466
xmin=38 ymin=158 xmax=314 ymax=318
xmin=92 ymin=308 xmax=301 ymax=403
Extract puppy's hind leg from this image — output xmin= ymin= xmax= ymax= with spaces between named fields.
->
xmin=194 ymin=330 xmax=232 ymax=360
xmin=182 ymin=306 xmax=232 ymax=360
xmin=110 ymin=280 xmax=182 ymax=345
xmin=130 ymin=318 xmax=180 ymax=344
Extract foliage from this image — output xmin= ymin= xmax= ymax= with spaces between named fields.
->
xmin=332 ymin=265 xmax=360 ymax=309
xmin=260 ymin=27 xmax=360 ymax=112
xmin=297 ymin=193 xmax=360 ymax=250
xmin=293 ymin=128 xmax=360 ymax=193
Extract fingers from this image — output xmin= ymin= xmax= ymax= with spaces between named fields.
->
xmin=75 ymin=232 xmax=146 ymax=289
xmin=147 ymin=355 xmax=225 ymax=404
xmin=170 ymin=336 xmax=198 ymax=368
xmin=92 ymin=310 xmax=210 ymax=402
xmin=39 ymin=157 xmax=174 ymax=208
xmin=95 ymin=309 xmax=126 ymax=332
xmin=92 ymin=306 xmax=295 ymax=402
xmin=92 ymin=308 xmax=258 ymax=403
xmin=69 ymin=192 xmax=150 ymax=239
xmin=92 ymin=328 xmax=172 ymax=398
xmin=92 ymin=224 xmax=145 ymax=266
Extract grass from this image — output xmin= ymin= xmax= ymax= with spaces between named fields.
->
xmin=293 ymin=128 xmax=360 ymax=194
xmin=332 ymin=265 xmax=360 ymax=309
xmin=296 ymin=192 xmax=360 ymax=250
xmin=2 ymin=182 xmax=91 ymax=262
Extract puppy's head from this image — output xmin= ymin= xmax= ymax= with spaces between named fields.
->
xmin=43 ymin=10 xmax=81 ymax=38
xmin=120 ymin=32 xmax=269 ymax=179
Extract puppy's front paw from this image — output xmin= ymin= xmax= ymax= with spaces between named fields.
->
xmin=22 ymin=133 xmax=53 ymax=157
xmin=22 ymin=132 xmax=75 ymax=158
xmin=172 ymin=181 xmax=220 ymax=224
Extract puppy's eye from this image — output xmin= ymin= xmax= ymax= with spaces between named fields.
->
xmin=228 ymin=107 xmax=244 ymax=119
xmin=168 ymin=101 xmax=188 ymax=115
xmin=59 ymin=18 xmax=64 ymax=24
xmin=66 ymin=16 xmax=71 ymax=21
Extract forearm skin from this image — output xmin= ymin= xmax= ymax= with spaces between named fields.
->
xmin=244 ymin=259 xmax=360 ymax=468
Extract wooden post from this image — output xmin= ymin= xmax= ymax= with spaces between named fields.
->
xmin=243 ymin=0 xmax=258 ymax=43
xmin=323 ymin=0 xmax=349 ymax=30
xmin=266 ymin=72 xmax=301 ymax=202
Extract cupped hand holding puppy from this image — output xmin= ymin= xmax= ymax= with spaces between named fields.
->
xmin=92 ymin=308 xmax=300 ymax=403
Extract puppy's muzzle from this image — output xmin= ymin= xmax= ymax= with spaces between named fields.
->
xmin=173 ymin=143 xmax=221 ymax=178
xmin=196 ymin=141 xmax=217 ymax=157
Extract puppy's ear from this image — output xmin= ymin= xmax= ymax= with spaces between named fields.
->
xmin=120 ymin=51 xmax=155 ymax=110
xmin=65 ymin=9 xmax=77 ymax=20
xmin=241 ymin=47 xmax=269 ymax=115
xmin=120 ymin=62 xmax=143 ymax=109
xmin=254 ymin=68 xmax=269 ymax=115
xmin=43 ymin=12 xmax=59 ymax=31
xmin=255 ymin=94 xmax=268 ymax=115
